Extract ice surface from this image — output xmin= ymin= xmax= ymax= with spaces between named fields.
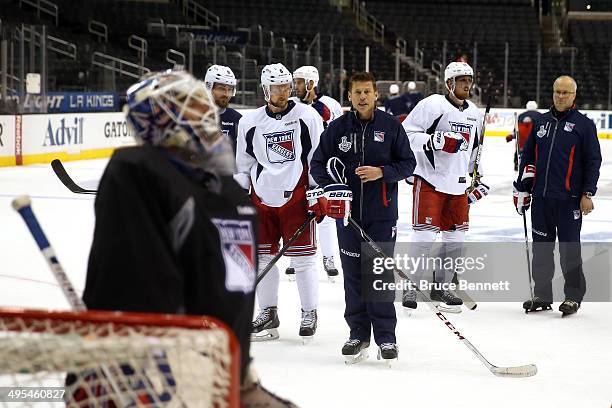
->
xmin=0 ymin=138 xmax=610 ymax=407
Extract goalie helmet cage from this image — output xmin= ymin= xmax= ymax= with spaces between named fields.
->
xmin=0 ymin=308 xmax=240 ymax=408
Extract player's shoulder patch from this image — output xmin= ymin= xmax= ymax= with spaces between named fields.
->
xmin=211 ymin=218 xmax=256 ymax=293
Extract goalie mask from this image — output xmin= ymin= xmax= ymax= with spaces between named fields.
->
xmin=124 ymin=70 xmax=234 ymax=174
xmin=204 ymin=64 xmax=237 ymax=97
xmin=261 ymin=63 xmax=293 ymax=103
xmin=444 ymin=61 xmax=474 ymax=94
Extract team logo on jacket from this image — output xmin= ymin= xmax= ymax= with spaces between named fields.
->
xmin=564 ymin=122 xmax=575 ymax=132
xmin=264 ymin=130 xmax=295 ymax=163
xmin=536 ymin=125 xmax=547 ymax=138
xmin=222 ymin=129 xmax=230 ymax=138
xmin=374 ymin=131 xmax=385 ymax=143
xmin=211 ymin=218 xmax=256 ymax=293
xmin=339 ymin=136 xmax=352 ymax=152
xmin=448 ymin=122 xmax=472 ymax=150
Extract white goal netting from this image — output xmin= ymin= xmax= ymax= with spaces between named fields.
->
xmin=0 ymin=309 xmax=240 ymax=408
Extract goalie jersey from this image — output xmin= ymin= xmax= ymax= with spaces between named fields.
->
xmin=234 ymin=100 xmax=324 ymax=207
xmin=84 ymin=144 xmax=256 ymax=379
xmin=402 ymin=94 xmax=484 ymax=195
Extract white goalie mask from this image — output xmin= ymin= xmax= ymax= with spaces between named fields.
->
xmin=444 ymin=62 xmax=474 ymax=93
xmin=127 ymin=70 xmax=235 ymax=159
xmin=293 ymin=65 xmax=319 ymax=91
xmin=261 ymin=63 xmax=293 ymax=102
xmin=204 ymin=64 xmax=237 ymax=97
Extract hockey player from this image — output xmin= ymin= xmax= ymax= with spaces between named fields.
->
xmin=311 ymin=71 xmax=416 ymax=365
xmin=234 ymin=63 xmax=325 ymax=343
xmin=83 ymin=70 xmax=296 ymax=406
xmin=401 ymin=61 xmax=488 ymax=313
xmin=506 ymin=100 xmax=542 ymax=171
xmin=515 ymin=75 xmax=601 ymax=316
xmin=204 ymin=64 xmax=242 ymax=152
xmin=285 ymin=65 xmax=344 ymax=282
xmin=385 ymin=82 xmax=422 ymax=117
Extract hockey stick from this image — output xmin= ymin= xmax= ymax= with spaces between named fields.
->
xmin=326 ymin=158 xmax=536 ymax=377
xmin=468 ymin=96 xmax=492 ymax=191
xmin=348 ymin=217 xmax=537 ymax=377
xmin=11 ymin=195 xmax=130 ymax=405
xmin=451 ymin=271 xmax=477 ymax=310
xmin=515 ymin=114 xmax=535 ymax=302
xmin=51 ymin=159 xmax=97 ymax=195
xmin=255 ymin=213 xmax=316 ymax=286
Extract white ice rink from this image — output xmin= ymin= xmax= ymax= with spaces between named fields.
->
xmin=1 ymin=137 xmax=611 ymax=407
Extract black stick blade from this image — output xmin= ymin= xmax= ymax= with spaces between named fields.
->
xmin=51 ymin=159 xmax=97 ymax=195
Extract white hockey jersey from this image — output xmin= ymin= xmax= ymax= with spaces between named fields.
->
xmin=402 ymin=94 xmax=484 ymax=195
xmin=234 ymin=100 xmax=324 ymax=207
xmin=318 ymin=95 xmax=344 ymax=122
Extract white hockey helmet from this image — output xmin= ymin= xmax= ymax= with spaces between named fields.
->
xmin=407 ymin=81 xmax=417 ymax=91
xmin=293 ymin=65 xmax=319 ymax=89
xmin=444 ymin=61 xmax=474 ymax=93
xmin=444 ymin=61 xmax=474 ymax=83
xmin=389 ymin=84 xmax=400 ymax=95
xmin=261 ymin=63 xmax=293 ymax=102
xmin=526 ymin=100 xmax=538 ymax=110
xmin=204 ymin=64 xmax=237 ymax=96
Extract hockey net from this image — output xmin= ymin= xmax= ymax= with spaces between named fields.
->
xmin=0 ymin=308 xmax=240 ymax=407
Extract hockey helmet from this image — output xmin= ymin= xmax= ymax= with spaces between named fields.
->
xmin=389 ymin=84 xmax=400 ymax=95
xmin=526 ymin=100 xmax=538 ymax=110
xmin=261 ymin=63 xmax=293 ymax=102
xmin=204 ymin=64 xmax=237 ymax=97
xmin=293 ymin=65 xmax=320 ymax=89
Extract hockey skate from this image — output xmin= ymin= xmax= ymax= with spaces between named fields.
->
xmin=252 ymin=307 xmax=280 ymax=342
xmin=377 ymin=343 xmax=399 ymax=367
xmin=299 ymin=309 xmax=317 ymax=344
xmin=401 ymin=288 xmax=417 ymax=316
xmin=430 ymin=288 xmax=463 ymax=313
xmin=342 ymin=339 xmax=369 ymax=365
xmin=323 ymin=256 xmax=339 ymax=282
xmin=559 ymin=300 xmax=580 ymax=317
xmin=523 ymin=297 xmax=552 ymax=314
xmin=285 ymin=266 xmax=296 ymax=282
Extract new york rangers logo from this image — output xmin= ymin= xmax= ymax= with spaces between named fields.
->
xmin=373 ymin=131 xmax=385 ymax=143
xmin=211 ymin=218 xmax=256 ymax=293
xmin=265 ymin=130 xmax=296 ymax=163
xmin=448 ymin=121 xmax=472 ymax=151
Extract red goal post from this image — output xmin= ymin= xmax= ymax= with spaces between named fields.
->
xmin=0 ymin=308 xmax=240 ymax=407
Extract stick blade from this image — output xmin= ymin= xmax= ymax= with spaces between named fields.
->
xmin=491 ymin=364 xmax=537 ymax=378
xmin=51 ymin=159 xmax=97 ymax=195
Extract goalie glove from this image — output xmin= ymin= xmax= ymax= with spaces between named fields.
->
xmin=323 ymin=183 xmax=352 ymax=227
xmin=427 ymin=131 xmax=465 ymax=153
xmin=467 ymin=181 xmax=490 ymax=205
xmin=306 ymin=186 xmax=327 ymax=223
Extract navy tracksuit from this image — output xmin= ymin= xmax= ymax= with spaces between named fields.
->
xmin=311 ymin=109 xmax=416 ymax=345
xmin=220 ymin=107 xmax=242 ymax=153
xmin=518 ymin=106 xmax=601 ymax=302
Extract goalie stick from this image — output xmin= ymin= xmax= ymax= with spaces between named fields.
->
xmin=51 ymin=159 xmax=97 ymax=195
xmin=326 ymin=157 xmax=536 ymax=377
xmin=11 ymin=195 xmax=130 ymax=405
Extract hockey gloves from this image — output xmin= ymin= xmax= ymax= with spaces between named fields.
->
xmin=428 ymin=131 xmax=465 ymax=153
xmin=513 ymin=164 xmax=536 ymax=215
xmin=306 ymin=187 xmax=327 ymax=223
xmin=323 ymin=184 xmax=352 ymax=226
xmin=467 ymin=181 xmax=490 ymax=205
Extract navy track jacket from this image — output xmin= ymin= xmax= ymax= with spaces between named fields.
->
xmin=311 ymin=109 xmax=416 ymax=222
xmin=518 ymin=106 xmax=601 ymax=199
